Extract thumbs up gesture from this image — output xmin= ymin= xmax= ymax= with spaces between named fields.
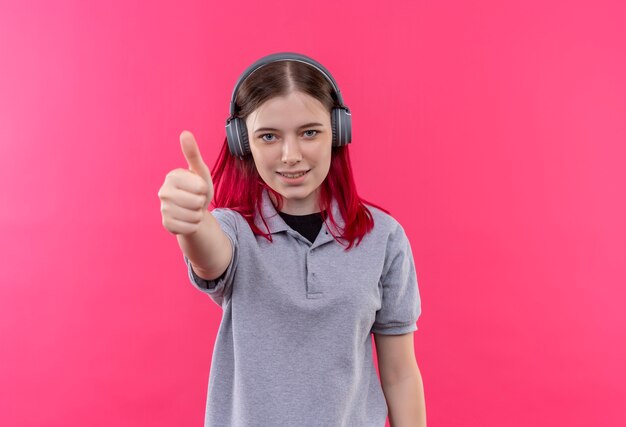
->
xmin=158 ymin=130 xmax=215 ymax=235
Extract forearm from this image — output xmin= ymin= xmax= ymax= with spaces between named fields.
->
xmin=176 ymin=212 xmax=231 ymax=279
xmin=382 ymin=371 xmax=426 ymax=427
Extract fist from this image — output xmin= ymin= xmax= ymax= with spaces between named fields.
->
xmin=158 ymin=130 xmax=215 ymax=235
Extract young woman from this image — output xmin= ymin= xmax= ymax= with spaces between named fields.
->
xmin=158 ymin=52 xmax=426 ymax=426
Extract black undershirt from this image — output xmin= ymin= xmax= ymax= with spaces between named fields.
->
xmin=277 ymin=210 xmax=327 ymax=244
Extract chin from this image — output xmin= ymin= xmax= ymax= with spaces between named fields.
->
xmin=277 ymin=183 xmax=318 ymax=196
xmin=278 ymin=189 xmax=313 ymax=199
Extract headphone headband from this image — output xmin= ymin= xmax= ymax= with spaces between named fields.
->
xmin=229 ymin=52 xmax=347 ymax=117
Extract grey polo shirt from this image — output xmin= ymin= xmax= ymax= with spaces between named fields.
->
xmin=183 ymin=188 xmax=421 ymax=426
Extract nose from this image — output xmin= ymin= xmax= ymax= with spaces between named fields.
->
xmin=281 ymin=134 xmax=302 ymax=164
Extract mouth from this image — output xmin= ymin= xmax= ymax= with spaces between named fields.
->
xmin=276 ymin=169 xmax=310 ymax=179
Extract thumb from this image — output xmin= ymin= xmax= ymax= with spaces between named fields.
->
xmin=180 ymin=130 xmax=211 ymax=182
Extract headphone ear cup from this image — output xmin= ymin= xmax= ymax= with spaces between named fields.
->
xmin=226 ymin=117 xmax=251 ymax=157
xmin=331 ymin=107 xmax=352 ymax=147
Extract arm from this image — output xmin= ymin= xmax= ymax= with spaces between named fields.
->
xmin=374 ymin=332 xmax=426 ymax=427
xmin=177 ymin=212 xmax=233 ymax=281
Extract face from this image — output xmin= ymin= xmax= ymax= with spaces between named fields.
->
xmin=245 ymin=91 xmax=333 ymax=215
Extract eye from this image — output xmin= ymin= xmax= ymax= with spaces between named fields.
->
xmin=303 ymin=130 xmax=319 ymax=138
xmin=260 ymin=133 xmax=277 ymax=142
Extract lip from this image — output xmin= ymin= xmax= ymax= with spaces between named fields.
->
xmin=276 ymin=169 xmax=310 ymax=183
xmin=276 ymin=169 xmax=310 ymax=174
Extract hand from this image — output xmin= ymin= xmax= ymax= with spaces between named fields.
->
xmin=158 ymin=130 xmax=215 ymax=235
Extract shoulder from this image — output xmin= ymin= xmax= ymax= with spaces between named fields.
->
xmin=209 ymin=207 xmax=245 ymax=232
xmin=361 ymin=203 xmax=413 ymax=259
xmin=363 ymin=203 xmax=405 ymax=238
xmin=210 ymin=208 xmax=243 ymax=220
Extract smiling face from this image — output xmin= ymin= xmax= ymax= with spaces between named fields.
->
xmin=245 ymin=90 xmax=333 ymax=215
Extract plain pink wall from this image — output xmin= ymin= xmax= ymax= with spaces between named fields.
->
xmin=1 ymin=0 xmax=625 ymax=426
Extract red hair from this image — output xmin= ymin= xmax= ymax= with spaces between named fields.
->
xmin=208 ymin=60 xmax=390 ymax=250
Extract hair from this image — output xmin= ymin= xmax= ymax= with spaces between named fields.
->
xmin=209 ymin=59 xmax=390 ymax=250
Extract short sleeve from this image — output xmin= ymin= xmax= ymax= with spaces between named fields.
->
xmin=183 ymin=208 xmax=239 ymax=308
xmin=371 ymin=222 xmax=421 ymax=335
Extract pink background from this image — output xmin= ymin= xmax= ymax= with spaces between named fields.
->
xmin=1 ymin=0 xmax=625 ymax=426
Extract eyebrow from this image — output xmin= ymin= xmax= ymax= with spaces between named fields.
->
xmin=253 ymin=122 xmax=324 ymax=133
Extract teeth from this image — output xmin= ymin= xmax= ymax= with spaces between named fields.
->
xmin=281 ymin=171 xmax=307 ymax=178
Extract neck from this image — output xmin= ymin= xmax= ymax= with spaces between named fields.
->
xmin=268 ymin=190 xmax=321 ymax=215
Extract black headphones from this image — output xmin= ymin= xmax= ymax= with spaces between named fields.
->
xmin=225 ymin=52 xmax=352 ymax=159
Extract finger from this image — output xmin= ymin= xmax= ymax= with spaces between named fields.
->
xmin=172 ymin=188 xmax=207 ymax=210
xmin=180 ymin=130 xmax=211 ymax=182
xmin=165 ymin=169 xmax=208 ymax=195
xmin=168 ymin=203 xmax=206 ymax=224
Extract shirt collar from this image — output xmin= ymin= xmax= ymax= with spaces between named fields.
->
xmin=253 ymin=187 xmax=345 ymax=244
